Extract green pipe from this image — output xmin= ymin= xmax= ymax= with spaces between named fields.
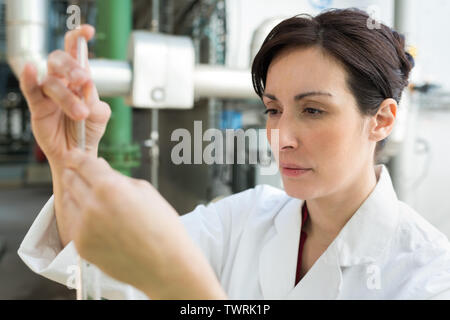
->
xmin=95 ymin=0 xmax=140 ymax=176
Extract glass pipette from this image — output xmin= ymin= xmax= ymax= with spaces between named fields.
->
xmin=75 ymin=36 xmax=101 ymax=300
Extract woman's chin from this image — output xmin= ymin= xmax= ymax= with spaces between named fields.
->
xmin=282 ymin=181 xmax=315 ymax=200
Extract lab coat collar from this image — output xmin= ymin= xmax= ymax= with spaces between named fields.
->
xmin=259 ymin=196 xmax=343 ymax=299
xmin=259 ymin=197 xmax=304 ymax=299
xmin=259 ymin=164 xmax=399 ymax=299
xmin=333 ymin=165 xmax=400 ymax=267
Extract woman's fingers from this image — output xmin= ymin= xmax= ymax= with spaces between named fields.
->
xmin=19 ymin=64 xmax=47 ymax=111
xmin=19 ymin=63 xmax=61 ymax=121
xmin=64 ymin=24 xmax=95 ymax=66
xmin=62 ymin=24 xmax=101 ymax=103
xmin=47 ymin=50 xmax=90 ymax=87
xmin=41 ymin=75 xmax=90 ymax=120
xmin=82 ymin=80 xmax=102 ymax=108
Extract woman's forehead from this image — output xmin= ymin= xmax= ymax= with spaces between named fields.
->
xmin=265 ymin=46 xmax=349 ymax=96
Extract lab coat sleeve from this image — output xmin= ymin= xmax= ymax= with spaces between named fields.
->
xmin=179 ymin=185 xmax=283 ymax=283
xmin=18 ymin=185 xmax=278 ymax=299
xmin=17 ymin=195 xmax=148 ymax=300
xmin=410 ymin=238 xmax=450 ymax=300
xmin=424 ymin=252 xmax=450 ymax=300
xmin=18 ymin=193 xmax=232 ymax=299
xmin=179 ymin=201 xmax=229 ymax=280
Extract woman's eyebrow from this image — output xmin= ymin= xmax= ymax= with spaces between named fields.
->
xmin=262 ymin=91 xmax=333 ymax=101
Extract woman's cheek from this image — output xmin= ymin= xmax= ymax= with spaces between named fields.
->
xmin=308 ymin=126 xmax=340 ymax=161
xmin=321 ymin=122 xmax=360 ymax=175
xmin=266 ymin=119 xmax=275 ymax=144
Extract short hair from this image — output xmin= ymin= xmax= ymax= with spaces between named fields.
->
xmin=251 ymin=8 xmax=415 ymax=157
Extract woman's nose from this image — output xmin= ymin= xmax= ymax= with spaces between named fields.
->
xmin=276 ymin=114 xmax=299 ymax=151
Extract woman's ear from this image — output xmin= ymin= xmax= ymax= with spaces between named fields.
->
xmin=369 ymin=98 xmax=398 ymax=143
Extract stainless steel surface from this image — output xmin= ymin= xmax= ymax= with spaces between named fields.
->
xmin=6 ymin=0 xmax=256 ymax=102
xmin=89 ymin=59 xmax=133 ymax=97
xmin=150 ymin=0 xmax=160 ymax=189
xmin=6 ymin=0 xmax=132 ymax=98
xmin=126 ymin=31 xmax=195 ymax=109
xmin=6 ymin=0 xmax=48 ymax=80
xmin=394 ymin=0 xmax=415 ymax=42
xmin=194 ymin=65 xmax=256 ymax=100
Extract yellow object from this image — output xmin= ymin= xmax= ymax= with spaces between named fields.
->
xmin=407 ymin=45 xmax=418 ymax=59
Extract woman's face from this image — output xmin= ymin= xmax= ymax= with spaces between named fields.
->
xmin=264 ymin=46 xmax=375 ymax=200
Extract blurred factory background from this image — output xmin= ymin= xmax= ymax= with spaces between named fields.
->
xmin=0 ymin=0 xmax=449 ymax=299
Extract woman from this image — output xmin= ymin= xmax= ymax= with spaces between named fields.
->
xmin=18 ymin=8 xmax=450 ymax=299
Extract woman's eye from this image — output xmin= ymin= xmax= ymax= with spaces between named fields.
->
xmin=264 ymin=109 xmax=280 ymax=116
xmin=303 ymin=108 xmax=323 ymax=116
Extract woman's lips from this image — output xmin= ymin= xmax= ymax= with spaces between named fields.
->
xmin=280 ymin=163 xmax=312 ymax=177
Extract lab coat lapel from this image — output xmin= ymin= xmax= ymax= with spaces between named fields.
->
xmin=333 ymin=165 xmax=400 ymax=267
xmin=259 ymin=197 xmax=343 ymax=300
xmin=286 ymin=243 xmax=343 ymax=299
xmin=259 ymin=165 xmax=397 ymax=300
xmin=286 ymin=165 xmax=399 ymax=299
xmin=259 ymin=198 xmax=304 ymax=299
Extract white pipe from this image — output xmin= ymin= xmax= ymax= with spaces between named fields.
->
xmin=394 ymin=0 xmax=415 ymax=44
xmin=6 ymin=0 xmax=257 ymax=101
xmin=89 ymin=59 xmax=132 ymax=97
xmin=6 ymin=0 xmax=131 ymax=98
xmin=194 ymin=65 xmax=256 ymax=99
xmin=389 ymin=0 xmax=420 ymax=201
xmin=6 ymin=0 xmax=48 ymax=80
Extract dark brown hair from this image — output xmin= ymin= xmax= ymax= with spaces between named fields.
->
xmin=251 ymin=8 xmax=415 ymax=157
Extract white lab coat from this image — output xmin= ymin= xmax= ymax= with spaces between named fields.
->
xmin=17 ymin=165 xmax=450 ymax=299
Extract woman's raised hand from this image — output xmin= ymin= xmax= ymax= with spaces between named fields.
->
xmin=19 ymin=24 xmax=111 ymax=167
xmin=18 ymin=25 xmax=111 ymax=247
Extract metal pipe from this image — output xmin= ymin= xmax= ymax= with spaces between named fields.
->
xmin=151 ymin=0 xmax=160 ymax=32
xmin=93 ymin=62 xmax=256 ymax=101
xmin=89 ymin=59 xmax=132 ymax=97
xmin=194 ymin=65 xmax=256 ymax=99
xmin=6 ymin=0 xmax=48 ymax=80
xmin=394 ymin=0 xmax=416 ymax=46
xmin=394 ymin=0 xmax=409 ymax=35
xmin=390 ymin=0 xmax=418 ymax=201
xmin=6 ymin=0 xmax=257 ymax=103
xmin=149 ymin=0 xmax=160 ymax=189
xmin=5 ymin=0 xmax=132 ymax=99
